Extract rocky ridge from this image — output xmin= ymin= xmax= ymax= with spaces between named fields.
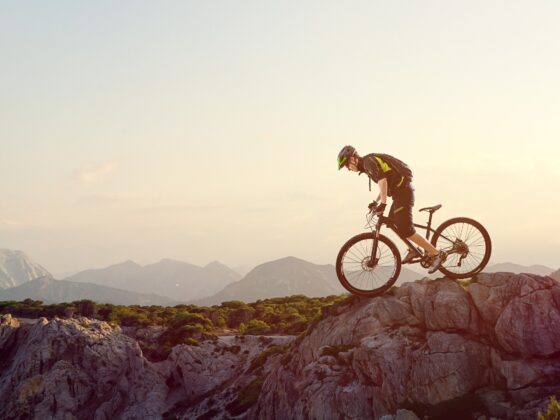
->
xmin=0 ymin=272 xmax=559 ymax=419
xmin=252 ymin=272 xmax=560 ymax=419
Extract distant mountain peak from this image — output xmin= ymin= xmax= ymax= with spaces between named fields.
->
xmin=205 ymin=261 xmax=232 ymax=271
xmin=65 ymin=258 xmax=241 ymax=302
xmin=256 ymin=256 xmax=310 ymax=268
xmin=193 ymin=256 xmax=426 ymax=306
xmin=0 ymin=249 xmax=52 ymax=289
xmin=276 ymin=256 xmax=305 ymax=263
xmin=113 ymin=260 xmax=141 ymax=268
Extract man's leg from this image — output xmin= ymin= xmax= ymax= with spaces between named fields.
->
xmin=390 ymin=186 xmax=438 ymax=258
xmin=393 ymin=185 xmax=445 ymax=272
xmin=407 ymin=232 xmax=438 ymax=257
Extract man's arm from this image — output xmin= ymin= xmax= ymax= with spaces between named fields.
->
xmin=378 ymin=178 xmax=388 ymax=204
xmin=364 ymin=155 xmax=387 ymax=205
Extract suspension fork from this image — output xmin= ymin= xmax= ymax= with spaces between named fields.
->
xmin=369 ymin=215 xmax=384 ymax=267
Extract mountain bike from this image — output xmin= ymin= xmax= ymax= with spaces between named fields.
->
xmin=335 ymin=204 xmax=491 ymax=297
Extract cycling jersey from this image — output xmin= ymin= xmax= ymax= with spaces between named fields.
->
xmin=358 ymin=153 xmax=407 ymax=196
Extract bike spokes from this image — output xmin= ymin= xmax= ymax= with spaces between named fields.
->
xmin=339 ymin=236 xmax=399 ymax=293
xmin=432 ymin=219 xmax=491 ymax=277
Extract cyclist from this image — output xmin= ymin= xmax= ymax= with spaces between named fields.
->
xmin=337 ymin=145 xmax=446 ymax=274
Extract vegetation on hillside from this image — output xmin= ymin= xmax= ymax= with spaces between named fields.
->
xmin=0 ymin=295 xmax=348 ymax=359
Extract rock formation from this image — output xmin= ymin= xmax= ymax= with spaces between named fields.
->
xmin=0 ymin=316 xmax=168 ymax=419
xmin=252 ymin=273 xmax=560 ymax=420
xmin=0 ymin=272 xmax=559 ymax=419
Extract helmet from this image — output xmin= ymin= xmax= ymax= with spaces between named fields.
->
xmin=337 ymin=145 xmax=357 ymax=170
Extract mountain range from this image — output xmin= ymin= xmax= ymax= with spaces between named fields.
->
xmin=192 ymin=256 xmax=424 ymax=306
xmin=0 ymin=276 xmax=176 ymax=306
xmin=64 ymin=259 xmax=241 ymax=301
xmin=484 ymin=262 xmax=555 ymax=276
xmin=0 ymin=249 xmax=51 ymax=289
xmin=0 ymin=249 xmax=558 ymax=306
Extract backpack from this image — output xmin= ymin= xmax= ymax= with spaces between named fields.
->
xmin=371 ymin=153 xmax=413 ymax=182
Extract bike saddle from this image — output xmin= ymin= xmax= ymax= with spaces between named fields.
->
xmin=419 ymin=204 xmax=442 ymax=213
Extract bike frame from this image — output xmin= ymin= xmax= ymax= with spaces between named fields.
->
xmin=369 ymin=212 xmax=456 ymax=266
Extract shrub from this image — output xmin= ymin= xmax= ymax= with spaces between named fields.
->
xmin=249 ymin=345 xmax=289 ymax=372
xmin=226 ymin=377 xmax=264 ymax=416
xmin=538 ymin=396 xmax=560 ymax=420
xmin=244 ymin=319 xmax=270 ymax=335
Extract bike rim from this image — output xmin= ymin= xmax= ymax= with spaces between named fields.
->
xmin=434 ymin=222 xmax=488 ymax=275
xmin=340 ymin=238 xmax=398 ymax=292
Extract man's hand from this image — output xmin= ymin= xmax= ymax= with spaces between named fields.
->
xmin=368 ymin=201 xmax=387 ymax=216
xmin=368 ymin=201 xmax=386 ymax=215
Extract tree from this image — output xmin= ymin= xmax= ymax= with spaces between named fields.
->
xmin=64 ymin=305 xmax=77 ymax=318
xmin=73 ymin=300 xmax=97 ymax=318
xmin=245 ymin=319 xmax=270 ymax=335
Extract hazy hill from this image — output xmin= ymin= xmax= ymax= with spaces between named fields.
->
xmin=0 ymin=276 xmax=175 ymax=305
xmin=551 ymin=268 xmax=560 ymax=282
xmin=192 ymin=256 xmax=423 ymax=306
xmin=484 ymin=262 xmax=554 ymax=276
xmin=0 ymin=249 xmax=51 ymax=289
xmin=65 ymin=259 xmax=241 ymax=301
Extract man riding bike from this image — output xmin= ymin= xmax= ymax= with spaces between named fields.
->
xmin=337 ymin=145 xmax=446 ymax=274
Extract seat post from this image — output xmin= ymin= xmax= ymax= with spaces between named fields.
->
xmin=426 ymin=213 xmax=433 ymax=240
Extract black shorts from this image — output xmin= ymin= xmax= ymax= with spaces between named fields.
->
xmin=389 ymin=183 xmax=416 ymax=238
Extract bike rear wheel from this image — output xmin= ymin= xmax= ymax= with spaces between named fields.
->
xmin=431 ymin=217 xmax=491 ymax=279
xmin=336 ymin=233 xmax=401 ymax=297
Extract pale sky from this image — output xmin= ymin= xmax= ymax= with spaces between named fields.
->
xmin=1 ymin=1 xmax=559 ymax=277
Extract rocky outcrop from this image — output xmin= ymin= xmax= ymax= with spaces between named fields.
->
xmin=0 ymin=314 xmax=20 ymax=354
xmin=0 ymin=316 xmax=293 ymax=420
xmin=0 ymin=272 xmax=559 ymax=419
xmin=252 ymin=273 xmax=560 ymax=420
xmin=0 ymin=317 xmax=168 ymax=419
xmin=162 ymin=335 xmax=293 ymax=419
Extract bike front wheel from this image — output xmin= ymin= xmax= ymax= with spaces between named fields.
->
xmin=336 ymin=233 xmax=401 ymax=297
xmin=431 ymin=217 xmax=492 ymax=279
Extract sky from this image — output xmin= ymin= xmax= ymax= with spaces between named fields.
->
xmin=1 ymin=1 xmax=559 ymax=277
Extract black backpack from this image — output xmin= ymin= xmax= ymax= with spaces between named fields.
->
xmin=371 ymin=153 xmax=413 ymax=182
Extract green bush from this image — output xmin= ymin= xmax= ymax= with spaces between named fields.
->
xmin=538 ymin=396 xmax=560 ymax=420
xmin=0 ymin=293 xmax=348 ymax=338
xmin=249 ymin=345 xmax=289 ymax=372
xmin=226 ymin=377 xmax=264 ymax=416
xmin=244 ymin=319 xmax=270 ymax=335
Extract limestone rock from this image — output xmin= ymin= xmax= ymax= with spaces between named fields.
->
xmin=469 ymin=273 xmax=560 ymax=355
xmin=0 ymin=317 xmax=168 ymax=419
xmin=0 ymin=313 xmax=20 ymax=352
xmin=252 ymin=273 xmax=560 ymax=420
xmin=1 ymin=272 xmax=559 ymax=420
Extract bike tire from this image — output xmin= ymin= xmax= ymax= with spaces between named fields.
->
xmin=336 ymin=232 xmax=401 ymax=297
xmin=431 ymin=217 xmax=492 ymax=279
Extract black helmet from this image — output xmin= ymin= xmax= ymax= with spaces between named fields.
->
xmin=337 ymin=145 xmax=357 ymax=170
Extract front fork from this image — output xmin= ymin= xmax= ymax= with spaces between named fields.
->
xmin=368 ymin=216 xmax=383 ymax=268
